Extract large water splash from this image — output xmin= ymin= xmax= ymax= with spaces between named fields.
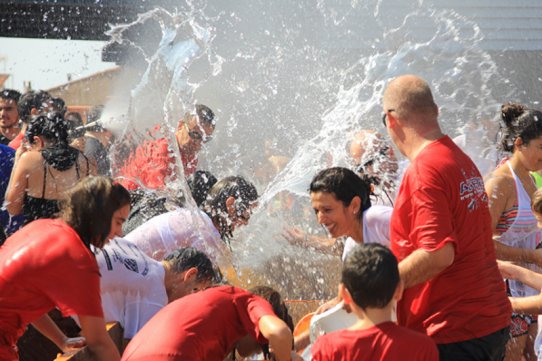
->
xmin=103 ymin=0 xmax=516 ymax=299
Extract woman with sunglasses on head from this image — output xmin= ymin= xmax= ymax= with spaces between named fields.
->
xmin=0 ymin=176 xmax=131 ymax=361
xmin=119 ymin=104 xmax=215 ymax=191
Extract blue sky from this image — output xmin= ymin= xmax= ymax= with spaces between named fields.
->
xmin=0 ymin=37 xmax=116 ymax=92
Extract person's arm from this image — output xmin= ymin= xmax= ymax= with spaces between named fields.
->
xmin=498 ymin=261 xmax=542 ymax=290
xmin=31 ymin=314 xmax=86 ymax=352
xmin=399 ymin=242 xmax=455 ymax=289
xmin=78 ymin=315 xmax=121 ymax=361
xmin=510 ymin=294 xmax=542 ymax=314
xmin=5 ymin=150 xmax=31 ymax=216
xmin=258 ymin=315 xmax=294 ymax=361
xmin=485 ymin=175 xmax=542 ymax=266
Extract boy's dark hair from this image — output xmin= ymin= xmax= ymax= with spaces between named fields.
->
xmin=342 ymin=243 xmax=399 ymax=309
xmin=0 ymin=89 xmax=21 ymax=103
xmin=17 ymin=90 xmax=52 ymax=123
xmin=164 ymin=247 xmax=219 ymax=283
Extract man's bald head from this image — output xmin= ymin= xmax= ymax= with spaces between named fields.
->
xmin=383 ymin=75 xmax=438 ymax=122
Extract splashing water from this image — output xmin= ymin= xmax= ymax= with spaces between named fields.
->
xmin=102 ymin=0 xmax=520 ymax=299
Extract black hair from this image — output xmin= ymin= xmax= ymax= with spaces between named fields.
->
xmin=26 ymin=111 xmax=69 ymax=145
xmin=17 ymin=90 xmax=52 ymax=123
xmin=61 ymin=177 xmax=131 ymax=249
xmin=309 ymin=167 xmax=372 ymax=216
xmin=50 ymin=97 xmax=66 ymax=115
xmin=196 ymin=104 xmax=215 ymax=126
xmin=342 ymin=243 xmax=399 ymax=309
xmin=202 ymin=176 xmax=258 ymax=240
xmin=499 ymin=102 xmax=542 ymax=152
xmin=0 ymin=89 xmax=21 ymax=103
xmin=187 ymin=170 xmax=218 ymax=207
xmin=164 ymin=247 xmax=219 ymax=283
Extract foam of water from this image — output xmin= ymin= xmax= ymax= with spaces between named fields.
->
xmin=103 ymin=0 xmax=515 ymax=299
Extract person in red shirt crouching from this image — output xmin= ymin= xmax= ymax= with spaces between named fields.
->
xmin=0 ymin=176 xmax=131 ymax=361
xmin=121 ymin=285 xmax=299 ymax=361
xmin=311 ymin=243 xmax=438 ymax=361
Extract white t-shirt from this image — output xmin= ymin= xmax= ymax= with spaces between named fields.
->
xmin=124 ymin=207 xmax=231 ymax=268
xmin=342 ymin=205 xmax=392 ymax=261
xmin=95 ymin=237 xmax=167 ymax=338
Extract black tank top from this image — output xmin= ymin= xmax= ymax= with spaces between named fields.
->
xmin=23 ymin=154 xmax=89 ymax=224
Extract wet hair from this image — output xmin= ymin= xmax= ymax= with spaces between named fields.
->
xmin=164 ymin=247 xmax=219 ymax=283
xmin=532 ymin=188 xmax=542 ymax=215
xmin=26 ymin=111 xmax=69 ymax=145
xmin=196 ymin=104 xmax=215 ymax=126
xmin=50 ymin=97 xmax=66 ymax=115
xmin=202 ymin=176 xmax=258 ymax=240
xmin=187 ymin=170 xmax=218 ymax=207
xmin=17 ymin=90 xmax=52 ymax=123
xmin=249 ymin=286 xmax=294 ymax=358
xmin=60 ymin=176 xmax=131 ymax=249
xmin=342 ymin=243 xmax=399 ymax=309
xmin=499 ymin=102 xmax=542 ymax=153
xmin=309 ymin=167 xmax=372 ymax=216
xmin=65 ymin=111 xmax=86 ymax=141
xmin=0 ymin=89 xmax=21 ymax=103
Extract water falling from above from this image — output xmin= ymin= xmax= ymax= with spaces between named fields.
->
xmin=100 ymin=0 xmax=520 ymax=299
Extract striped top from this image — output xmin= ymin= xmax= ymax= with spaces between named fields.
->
xmin=497 ymin=162 xmax=541 ymax=297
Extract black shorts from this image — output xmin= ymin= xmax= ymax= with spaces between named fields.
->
xmin=437 ymin=327 xmax=510 ymax=361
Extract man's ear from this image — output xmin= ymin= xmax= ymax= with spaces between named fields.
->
xmin=339 ymin=283 xmax=353 ymax=305
xmin=183 ymin=267 xmax=198 ymax=283
xmin=225 ymin=196 xmax=236 ymax=216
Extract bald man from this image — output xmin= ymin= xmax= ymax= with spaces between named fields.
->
xmin=348 ymin=130 xmax=399 ymax=205
xmin=382 ymin=75 xmax=511 ymax=361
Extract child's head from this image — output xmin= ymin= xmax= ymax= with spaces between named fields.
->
xmin=341 ymin=243 xmax=400 ymax=310
xmin=532 ymin=188 xmax=542 ymax=228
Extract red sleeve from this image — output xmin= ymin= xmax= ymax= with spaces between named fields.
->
xmin=233 ymin=289 xmax=276 ymax=344
xmin=409 ymin=185 xmax=457 ymax=254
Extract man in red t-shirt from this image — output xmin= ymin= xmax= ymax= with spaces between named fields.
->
xmin=381 ymin=75 xmax=511 ymax=360
xmin=119 ymin=104 xmax=215 ymax=190
xmin=311 ymin=244 xmax=438 ymax=361
xmin=121 ymin=285 xmax=295 ymax=361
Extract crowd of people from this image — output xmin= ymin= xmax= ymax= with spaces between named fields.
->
xmin=1 ymin=74 xmax=542 ymax=361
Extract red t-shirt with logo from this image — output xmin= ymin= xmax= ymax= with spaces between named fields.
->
xmin=119 ymin=138 xmax=197 ymax=190
xmin=311 ymin=321 xmax=438 ymax=361
xmin=390 ymin=136 xmax=511 ymax=344
xmin=0 ymin=219 xmax=103 ymax=360
xmin=121 ymin=286 xmax=275 ymax=361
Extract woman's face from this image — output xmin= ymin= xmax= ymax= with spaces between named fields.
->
xmin=310 ymin=191 xmax=359 ymax=239
xmin=105 ymin=204 xmax=130 ymax=242
xmin=517 ymin=136 xmax=542 ymax=171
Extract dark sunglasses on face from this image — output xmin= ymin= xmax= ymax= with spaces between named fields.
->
xmin=185 ymin=122 xmax=212 ymax=143
xmin=382 ymin=109 xmax=396 ymax=127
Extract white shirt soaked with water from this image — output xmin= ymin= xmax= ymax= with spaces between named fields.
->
xmin=124 ymin=207 xmax=230 ymax=268
xmin=95 ymin=237 xmax=167 ymax=339
xmin=342 ymin=205 xmax=392 ymax=261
